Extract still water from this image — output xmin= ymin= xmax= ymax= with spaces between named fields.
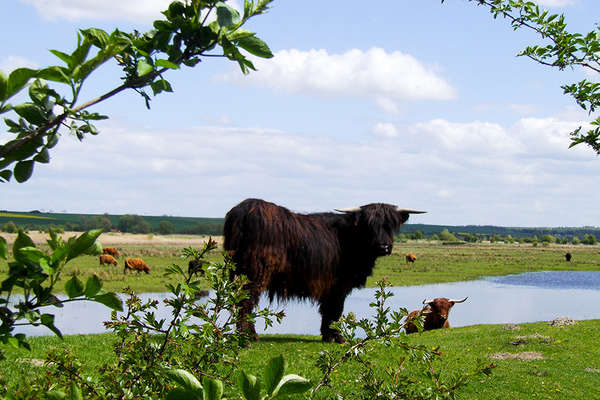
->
xmin=14 ymin=271 xmax=600 ymax=337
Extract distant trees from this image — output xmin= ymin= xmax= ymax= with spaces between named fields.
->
xmin=158 ymin=220 xmax=176 ymax=235
xmin=117 ymin=214 xmax=151 ymax=234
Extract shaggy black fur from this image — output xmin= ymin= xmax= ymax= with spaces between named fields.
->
xmin=223 ymin=198 xmax=414 ymax=343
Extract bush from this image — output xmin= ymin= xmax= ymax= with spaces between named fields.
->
xmin=117 ymin=215 xmax=151 ymax=234
xmin=0 ymin=221 xmax=18 ymax=233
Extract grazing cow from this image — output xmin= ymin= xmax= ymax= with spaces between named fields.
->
xmin=99 ymin=254 xmax=118 ymax=267
xmin=103 ymin=247 xmax=120 ymax=258
xmin=405 ymin=297 xmax=468 ymax=334
xmin=224 ymin=198 xmax=425 ymax=343
xmin=123 ymin=258 xmax=150 ymax=274
xmin=565 ymin=252 xmax=572 ymax=262
xmin=405 ymin=253 xmax=417 ymax=264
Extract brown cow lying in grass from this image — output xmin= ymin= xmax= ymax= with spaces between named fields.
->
xmin=405 ymin=253 xmax=417 ymax=264
xmin=99 ymin=254 xmax=118 ymax=266
xmin=405 ymin=297 xmax=468 ymax=334
xmin=103 ymin=247 xmax=120 ymax=258
xmin=124 ymin=258 xmax=150 ymax=274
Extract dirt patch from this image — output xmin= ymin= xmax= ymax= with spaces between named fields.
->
xmin=502 ymin=324 xmax=521 ymax=331
xmin=16 ymin=358 xmax=46 ymax=367
xmin=509 ymin=333 xmax=553 ymax=346
xmin=585 ymin=368 xmax=600 ymax=373
xmin=489 ymin=352 xmax=544 ymax=361
xmin=548 ymin=317 xmax=576 ymax=327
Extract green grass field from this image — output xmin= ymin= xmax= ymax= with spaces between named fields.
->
xmin=1 ymin=238 xmax=599 ymax=398
xmin=2 ymin=320 xmax=599 ymax=399
xmin=2 ymin=239 xmax=596 ymax=293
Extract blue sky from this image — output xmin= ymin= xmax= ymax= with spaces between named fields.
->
xmin=2 ymin=0 xmax=599 ymax=227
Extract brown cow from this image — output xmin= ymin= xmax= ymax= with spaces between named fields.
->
xmin=405 ymin=253 xmax=417 ymax=264
xmin=123 ymin=258 xmax=150 ymax=274
xmin=103 ymin=247 xmax=120 ymax=258
xmin=99 ymin=254 xmax=118 ymax=267
xmin=405 ymin=297 xmax=468 ymax=334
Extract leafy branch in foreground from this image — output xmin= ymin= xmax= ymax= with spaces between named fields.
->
xmin=313 ymin=279 xmax=494 ymax=399
xmin=0 ymin=0 xmax=274 ymax=182
xmin=443 ymin=0 xmax=600 ymax=154
xmin=0 ymin=229 xmax=123 ymax=360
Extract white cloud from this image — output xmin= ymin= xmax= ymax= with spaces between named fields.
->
xmin=0 ymin=56 xmax=38 ymax=73
xmin=372 ymin=122 xmax=398 ymax=138
xmin=3 ymin=114 xmax=597 ymax=226
xmin=219 ymin=48 xmax=457 ymax=103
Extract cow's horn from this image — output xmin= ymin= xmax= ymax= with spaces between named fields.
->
xmin=422 ymin=298 xmax=435 ymax=305
xmin=396 ymin=208 xmax=427 ymax=214
xmin=449 ymin=297 xmax=468 ymax=304
xmin=335 ymin=207 xmax=361 ymax=213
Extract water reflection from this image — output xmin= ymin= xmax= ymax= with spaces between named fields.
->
xmin=14 ymin=271 xmax=600 ymax=337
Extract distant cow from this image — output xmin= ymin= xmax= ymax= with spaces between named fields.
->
xmin=565 ymin=252 xmax=572 ymax=262
xmin=99 ymin=254 xmax=118 ymax=267
xmin=405 ymin=297 xmax=468 ymax=334
xmin=405 ymin=253 xmax=417 ymax=264
xmin=123 ymin=258 xmax=150 ymax=274
xmin=103 ymin=247 xmax=120 ymax=258
xmin=224 ymin=198 xmax=425 ymax=343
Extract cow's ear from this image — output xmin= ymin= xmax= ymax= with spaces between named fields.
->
xmin=399 ymin=211 xmax=410 ymax=224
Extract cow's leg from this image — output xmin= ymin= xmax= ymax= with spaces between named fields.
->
xmin=319 ymin=295 xmax=347 ymax=343
xmin=237 ymin=284 xmax=260 ymax=341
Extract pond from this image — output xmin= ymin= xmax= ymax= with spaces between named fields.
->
xmin=14 ymin=271 xmax=600 ymax=337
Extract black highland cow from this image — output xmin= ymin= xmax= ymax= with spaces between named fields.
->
xmin=223 ymin=198 xmax=425 ymax=343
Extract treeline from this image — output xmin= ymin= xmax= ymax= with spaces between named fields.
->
xmin=2 ymin=211 xmax=600 ymax=241
xmin=0 ymin=213 xmax=225 ymax=235
xmin=398 ymin=228 xmax=599 ymax=245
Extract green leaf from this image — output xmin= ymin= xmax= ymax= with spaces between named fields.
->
xmin=155 ymin=59 xmax=179 ymax=69
xmin=0 ymin=70 xmax=7 ymax=100
xmin=17 ymin=246 xmax=52 ymax=274
xmin=65 ymin=275 xmax=84 ymax=298
xmin=165 ymin=369 xmax=203 ymax=392
xmin=66 ymin=229 xmax=103 ymax=261
xmin=236 ymin=35 xmax=273 ymax=58
xmin=272 ymin=374 xmax=312 ymax=397
xmin=41 ymin=314 xmax=63 ymax=339
xmin=6 ymin=68 xmax=37 ymax=100
xmin=83 ymin=240 xmax=103 ymax=256
xmin=237 ymin=371 xmax=261 ymax=400
xmin=49 ymin=49 xmax=73 ymax=68
xmin=216 ymin=2 xmax=240 ymax=27
xmin=0 ymin=236 xmax=7 ymax=260
xmin=81 ymin=28 xmax=110 ymax=49
xmin=202 ymin=377 xmax=224 ymax=400
xmin=69 ymin=381 xmax=83 ymax=400
xmin=46 ymin=390 xmax=67 ymax=400
xmin=150 ymin=79 xmax=173 ymax=95
xmin=166 ymin=388 xmax=202 ymax=400
xmin=137 ymin=59 xmax=154 ymax=77
xmin=13 ymin=230 xmax=35 ymax=264
xmin=0 ymin=169 xmax=12 ymax=182
xmin=264 ymin=355 xmax=285 ymax=395
xmin=14 ymin=160 xmax=35 ymax=183
xmin=13 ymin=103 xmax=47 ymax=125
xmin=93 ymin=292 xmax=123 ymax=311
xmin=37 ymin=66 xmax=71 ymax=84
xmin=33 ymin=148 xmax=50 ymax=164
xmin=84 ymin=275 xmax=102 ymax=297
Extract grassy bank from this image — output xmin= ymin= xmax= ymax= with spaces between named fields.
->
xmin=3 ymin=319 xmax=599 ymax=399
xmin=1 ymin=233 xmax=599 ymax=293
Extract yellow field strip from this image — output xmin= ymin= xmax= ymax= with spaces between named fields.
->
xmin=0 ymin=212 xmax=55 ymax=220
